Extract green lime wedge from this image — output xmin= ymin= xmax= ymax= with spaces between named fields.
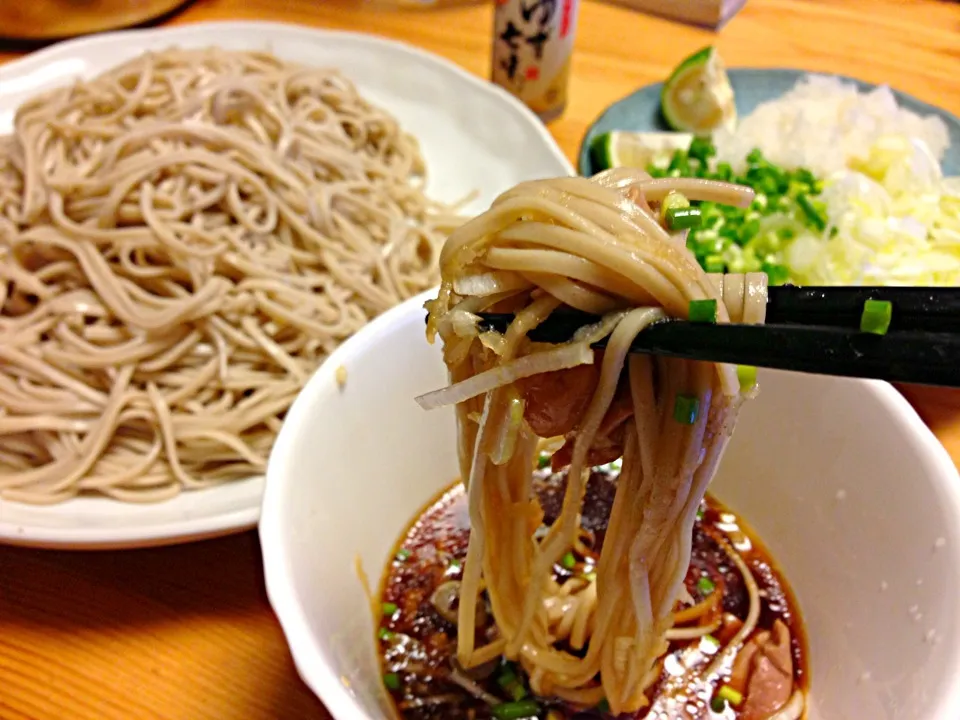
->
xmin=661 ymin=46 xmax=737 ymax=135
xmin=589 ymin=131 xmax=693 ymax=172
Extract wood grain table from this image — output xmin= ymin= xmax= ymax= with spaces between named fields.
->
xmin=1 ymin=1 xmax=959 ymax=718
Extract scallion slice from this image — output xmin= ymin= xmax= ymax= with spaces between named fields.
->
xmin=697 ymin=576 xmax=716 ymax=594
xmin=673 ymin=394 xmax=700 ymax=425
xmin=561 ymin=551 xmax=576 ymax=570
xmin=381 ymin=601 xmax=398 ymax=617
xmin=860 ymin=299 xmax=892 ymax=335
xmin=737 ymin=364 xmax=758 ymax=391
xmin=688 ymin=298 xmax=718 ymax=324
xmin=718 ymin=684 xmax=744 ymax=706
xmin=395 ymin=548 xmax=411 ymax=562
xmin=378 ymin=627 xmax=393 ymax=641
xmin=666 ymin=206 xmax=703 ymax=231
xmin=383 ymin=672 xmax=401 ymax=690
xmin=491 ymin=699 xmax=541 ymax=720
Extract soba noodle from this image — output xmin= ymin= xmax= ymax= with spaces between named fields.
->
xmin=0 ymin=48 xmax=460 ymax=504
xmin=420 ymin=169 xmax=774 ymax=714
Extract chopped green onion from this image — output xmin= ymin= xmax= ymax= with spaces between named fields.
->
xmin=507 ymin=681 xmax=528 ymax=701
xmin=378 ymin=627 xmax=394 ymax=641
xmin=710 ymin=695 xmax=727 ymax=713
xmin=673 ymin=394 xmax=700 ymax=425
xmin=688 ymin=298 xmax=718 ymax=324
xmin=796 ymin=194 xmax=827 ymax=232
xmin=383 ymin=672 xmax=401 ymax=690
xmin=762 ymin=260 xmax=790 ymax=286
xmin=596 ymin=698 xmax=611 ymax=712
xmin=719 ymin=684 xmax=744 ymax=706
xmin=537 ymin=453 xmax=551 ymax=469
xmin=737 ymin=364 xmax=758 ymax=391
xmin=381 ymin=601 xmax=398 ymax=617
xmin=703 ymin=254 xmax=725 ymax=273
xmin=561 ymin=551 xmax=576 ymax=570
xmin=448 ymin=557 xmax=462 ymax=570
xmin=696 ymin=507 xmax=704 ymax=520
xmin=860 ymin=299 xmax=892 ymax=335
xmin=395 ymin=548 xmax=411 ymax=562
xmin=688 ymin=136 xmax=716 ymax=163
xmin=497 ymin=667 xmax=519 ymax=689
xmin=666 ymin=206 xmax=703 ymax=230
xmin=697 ymin=576 xmax=716 ymax=595
xmin=702 ymin=634 xmax=720 ymax=648
xmin=660 ymin=191 xmax=691 ymax=225
xmin=491 ymin=699 xmax=542 ymax=719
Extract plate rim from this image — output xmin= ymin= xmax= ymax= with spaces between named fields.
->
xmin=0 ymin=20 xmax=573 ymax=550
xmin=577 ymin=66 xmax=960 ymax=176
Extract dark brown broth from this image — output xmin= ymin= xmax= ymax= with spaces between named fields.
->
xmin=378 ymin=468 xmax=808 ymax=720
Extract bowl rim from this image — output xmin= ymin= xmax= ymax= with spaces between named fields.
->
xmin=259 ymin=290 xmax=960 ymax=719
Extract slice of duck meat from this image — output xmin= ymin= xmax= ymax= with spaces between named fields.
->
xmin=516 ymin=362 xmax=601 ymax=439
xmin=729 ymin=619 xmax=794 ymax=720
xmin=550 ymin=377 xmax=634 ymax=471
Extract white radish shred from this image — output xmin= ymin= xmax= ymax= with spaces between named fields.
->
xmin=415 ymin=343 xmax=594 ymax=410
xmin=713 ymin=74 xmax=950 ymax=177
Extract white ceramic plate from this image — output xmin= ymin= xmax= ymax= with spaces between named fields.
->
xmin=0 ymin=21 xmax=573 ymax=550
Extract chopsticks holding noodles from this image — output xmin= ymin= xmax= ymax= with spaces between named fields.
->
xmin=456 ymin=285 xmax=960 ymax=389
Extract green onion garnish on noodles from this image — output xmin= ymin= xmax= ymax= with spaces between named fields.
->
xmin=737 ymin=364 xmax=758 ymax=391
xmin=697 ymin=576 xmax=716 ymax=594
xmin=381 ymin=601 xmax=398 ymax=617
xmin=492 ymin=699 xmax=541 ymax=719
xmin=660 ymin=191 xmax=690 ymax=225
xmin=537 ymin=453 xmax=551 ymax=469
xmin=561 ymin=552 xmax=576 ymax=570
xmin=395 ymin=548 xmax=411 ymax=562
xmin=718 ymin=684 xmax=744 ymax=706
xmin=666 ymin=206 xmax=703 ymax=230
xmin=860 ymin=299 xmax=892 ymax=335
xmin=383 ymin=672 xmax=401 ymax=690
xmin=673 ymin=394 xmax=700 ymax=425
xmin=497 ymin=666 xmax=518 ymax=689
xmin=688 ymin=299 xmax=718 ymax=324
xmin=378 ymin=627 xmax=393 ymax=641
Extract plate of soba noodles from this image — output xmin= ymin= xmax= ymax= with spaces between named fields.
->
xmin=0 ymin=21 xmax=571 ymax=549
xmin=260 ymin=170 xmax=960 ymax=720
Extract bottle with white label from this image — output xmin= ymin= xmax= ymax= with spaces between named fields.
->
xmin=490 ymin=0 xmax=580 ymax=123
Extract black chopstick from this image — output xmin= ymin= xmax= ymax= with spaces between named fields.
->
xmin=767 ymin=286 xmax=960 ymax=331
xmin=474 ymin=286 xmax=960 ymax=335
xmin=594 ymin=321 xmax=960 ymax=388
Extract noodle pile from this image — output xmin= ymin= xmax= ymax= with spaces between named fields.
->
xmin=0 ymin=48 xmax=460 ymax=504
xmin=421 ymin=169 xmax=769 ymax=714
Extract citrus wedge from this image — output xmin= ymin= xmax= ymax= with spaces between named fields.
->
xmin=589 ymin=131 xmax=693 ymax=171
xmin=661 ymin=46 xmax=737 ymax=134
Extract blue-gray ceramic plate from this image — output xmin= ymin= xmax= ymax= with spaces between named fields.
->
xmin=578 ymin=68 xmax=960 ymax=177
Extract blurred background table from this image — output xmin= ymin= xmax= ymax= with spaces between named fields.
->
xmin=1 ymin=1 xmax=959 ymax=718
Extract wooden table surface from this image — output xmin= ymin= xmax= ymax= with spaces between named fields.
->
xmin=1 ymin=1 xmax=959 ymax=718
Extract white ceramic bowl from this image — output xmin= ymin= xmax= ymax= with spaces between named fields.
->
xmin=260 ymin=291 xmax=960 ymax=720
